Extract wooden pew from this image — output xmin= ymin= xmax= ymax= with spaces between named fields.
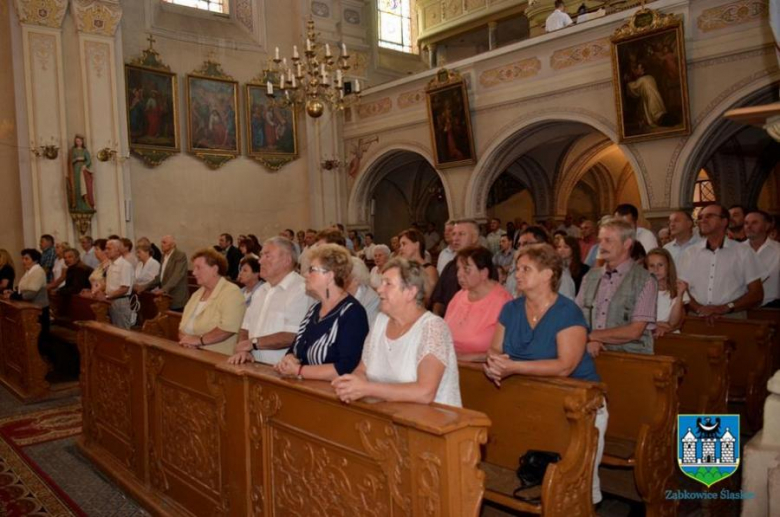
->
xmin=141 ymin=309 xmax=181 ymax=340
xmin=594 ymin=351 xmax=683 ymax=517
xmin=747 ymin=308 xmax=780 ymax=372
xmin=655 ymin=333 xmax=732 ymax=414
xmin=136 ymin=291 xmax=171 ymax=327
xmin=78 ymin=321 xmax=491 ymax=517
xmin=0 ymin=299 xmax=49 ymax=401
xmin=681 ymin=316 xmax=774 ymax=432
xmin=459 ymin=362 xmax=604 ymax=516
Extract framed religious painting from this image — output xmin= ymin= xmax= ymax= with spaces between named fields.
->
xmin=186 ymin=61 xmax=240 ymax=169
xmin=125 ymin=42 xmax=180 ymax=167
xmin=245 ymin=80 xmax=298 ymax=171
xmin=425 ymin=69 xmax=476 ymax=169
xmin=611 ymin=8 xmax=691 ymax=143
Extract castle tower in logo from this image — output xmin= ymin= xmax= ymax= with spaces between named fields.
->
xmin=677 ymin=414 xmax=740 ymax=487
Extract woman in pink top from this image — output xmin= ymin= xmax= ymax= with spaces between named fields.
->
xmin=444 ymin=246 xmax=512 ymax=361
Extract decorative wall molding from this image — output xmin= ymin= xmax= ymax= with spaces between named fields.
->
xmin=311 ymin=0 xmax=330 ymax=17
xmin=235 ymin=0 xmax=253 ymax=31
xmin=72 ymin=0 xmax=123 ymax=36
xmin=697 ymin=0 xmax=768 ymax=32
xmin=348 ymin=50 xmax=370 ymax=78
xmin=688 ymin=45 xmax=773 ymax=70
xmin=84 ymin=40 xmax=108 ymax=78
xmin=344 ymin=8 xmax=361 ymax=24
xmin=30 ymin=32 xmax=55 ymax=71
xmin=397 ymin=89 xmax=425 ymax=109
xmin=358 ymin=97 xmax=393 ymax=119
xmin=479 ymin=58 xmax=542 ymax=88
xmin=550 ymin=37 xmax=611 ymax=71
xmin=13 ymin=0 xmax=68 ymax=28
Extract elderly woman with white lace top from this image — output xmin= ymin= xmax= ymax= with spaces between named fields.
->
xmin=332 ymin=257 xmax=461 ymax=407
xmin=369 ymin=244 xmax=391 ymax=290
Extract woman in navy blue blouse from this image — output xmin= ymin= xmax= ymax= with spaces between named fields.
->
xmin=275 ymin=244 xmax=369 ymax=381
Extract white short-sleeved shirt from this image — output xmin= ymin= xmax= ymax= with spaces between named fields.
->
xmin=635 ymin=227 xmax=659 ymax=254
xmin=437 ymin=247 xmax=456 ymax=275
xmin=106 ymin=256 xmax=134 ymax=296
xmin=656 ymin=289 xmax=688 ymax=327
xmin=744 ymin=239 xmax=780 ymax=306
xmin=362 ymin=312 xmax=462 ymax=407
xmin=664 ymin=234 xmax=701 ymax=270
xmin=135 ymin=258 xmax=161 ymax=286
xmin=545 ymin=9 xmax=573 ymax=32
xmin=247 ymin=271 xmax=312 ymax=364
xmin=52 ymin=258 xmax=67 ymax=283
xmin=678 ymin=238 xmax=763 ymax=307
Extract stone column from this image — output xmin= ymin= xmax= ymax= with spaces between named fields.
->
xmin=488 ymin=21 xmax=498 ymax=50
xmin=71 ymin=0 xmax=126 ymax=238
xmin=305 ymin=109 xmax=345 ymax=228
xmin=427 ymin=43 xmax=438 ymax=68
xmin=11 ymin=0 xmax=72 ymax=244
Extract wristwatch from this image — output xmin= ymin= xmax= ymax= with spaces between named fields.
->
xmin=726 ymin=302 xmax=735 ymax=313
xmin=251 ymin=339 xmax=258 ymax=351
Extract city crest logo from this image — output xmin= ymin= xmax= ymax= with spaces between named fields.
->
xmin=677 ymin=414 xmax=740 ymax=487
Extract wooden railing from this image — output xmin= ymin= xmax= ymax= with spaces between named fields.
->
xmin=77 ymin=321 xmax=491 ymax=517
xmin=0 ymin=299 xmax=48 ymax=401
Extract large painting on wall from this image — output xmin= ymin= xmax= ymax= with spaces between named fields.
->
xmin=186 ymin=61 xmax=240 ymax=169
xmin=245 ymin=82 xmax=298 ymax=171
xmin=425 ymin=69 xmax=476 ymax=169
xmin=611 ymin=8 xmax=691 ymax=143
xmin=125 ymin=44 xmax=179 ymax=168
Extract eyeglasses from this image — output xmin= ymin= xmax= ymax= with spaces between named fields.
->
xmin=308 ymin=266 xmax=329 ymax=274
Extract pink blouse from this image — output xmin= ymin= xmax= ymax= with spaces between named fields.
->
xmin=444 ymin=283 xmax=512 ymax=355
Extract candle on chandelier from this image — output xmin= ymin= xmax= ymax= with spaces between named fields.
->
xmin=287 ymin=69 xmax=293 ymax=82
xmin=279 ymin=74 xmax=284 ymax=89
xmin=355 ymin=79 xmax=361 ymax=93
xmin=266 ymin=81 xmax=273 ymax=95
xmin=306 ymin=38 xmax=312 ymax=52
xmin=291 ymin=76 xmax=297 ymax=88
xmin=275 ymin=47 xmax=280 ymax=60
xmin=325 ymin=43 xmax=332 ymax=57
xmin=293 ymin=45 xmax=299 ymax=59
xmin=297 ymin=63 xmax=302 ymax=77
xmin=336 ymin=69 xmax=343 ymax=86
xmin=341 ymin=43 xmax=347 ymax=55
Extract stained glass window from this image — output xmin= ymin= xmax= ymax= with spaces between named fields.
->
xmin=378 ymin=0 xmax=414 ymax=53
xmin=692 ymin=169 xmax=716 ymax=219
xmin=163 ymin=0 xmax=228 ymax=14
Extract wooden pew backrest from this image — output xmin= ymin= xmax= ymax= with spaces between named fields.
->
xmin=0 ymin=299 xmax=48 ymax=401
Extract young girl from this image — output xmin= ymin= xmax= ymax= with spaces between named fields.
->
xmin=646 ymin=248 xmax=686 ymax=337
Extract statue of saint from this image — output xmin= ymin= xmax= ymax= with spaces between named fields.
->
xmin=67 ymin=135 xmax=96 ymax=212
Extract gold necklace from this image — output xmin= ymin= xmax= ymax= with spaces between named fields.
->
xmin=526 ymin=296 xmax=556 ymax=325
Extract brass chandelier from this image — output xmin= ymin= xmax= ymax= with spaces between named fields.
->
xmin=264 ymin=17 xmax=361 ymax=118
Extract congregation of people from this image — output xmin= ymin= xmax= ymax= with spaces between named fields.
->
xmin=1 ymin=202 xmax=778 ymax=504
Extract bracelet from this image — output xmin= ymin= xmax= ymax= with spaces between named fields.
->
xmin=297 ymin=365 xmax=304 ymax=380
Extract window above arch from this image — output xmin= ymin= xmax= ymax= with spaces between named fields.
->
xmin=378 ymin=0 xmax=416 ymax=53
xmin=162 ymin=0 xmax=228 ymax=14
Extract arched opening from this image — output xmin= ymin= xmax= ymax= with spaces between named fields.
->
xmin=757 ymin=164 xmax=780 ymax=215
xmin=351 ymin=149 xmax=450 ymax=244
xmin=692 ymin=169 xmax=717 ymax=219
xmin=470 ymin=119 xmax=649 ymax=225
xmin=675 ymin=83 xmax=780 ymax=209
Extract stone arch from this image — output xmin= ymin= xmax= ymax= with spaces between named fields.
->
xmin=668 ymin=76 xmax=780 ymax=208
xmin=347 ymin=142 xmax=452 ymax=226
xmin=465 ymin=110 xmax=651 ymax=218
xmin=553 ymin=136 xmax=615 ymax=215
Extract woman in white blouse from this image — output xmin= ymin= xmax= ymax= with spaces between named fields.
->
xmin=332 ymin=257 xmax=461 ymax=407
xmin=368 ymin=244 xmax=391 ymax=290
xmin=646 ymin=248 xmax=686 ymax=337
xmin=133 ymin=243 xmax=161 ymax=292
xmin=47 ymin=241 xmax=70 ymax=290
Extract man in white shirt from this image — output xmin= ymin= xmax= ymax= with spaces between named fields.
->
xmin=79 ymin=235 xmax=100 ymax=269
xmin=679 ymin=204 xmax=763 ymax=322
xmin=436 ymin=220 xmax=457 ymax=274
xmin=97 ymin=239 xmax=135 ymax=329
xmin=663 ymin=210 xmax=701 ymax=269
xmin=614 ymin=203 xmax=658 ymax=253
xmin=546 ymin=0 xmax=573 ymax=32
xmin=485 ymin=218 xmax=507 ymax=256
xmin=744 ymin=210 xmax=780 ymax=307
xmin=228 ymin=237 xmax=311 ymax=365
xmin=359 ymin=232 xmax=377 ymax=261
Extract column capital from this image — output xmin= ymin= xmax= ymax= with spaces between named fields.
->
xmin=71 ymin=0 xmax=123 ymax=36
xmin=13 ymin=0 xmax=68 ymax=28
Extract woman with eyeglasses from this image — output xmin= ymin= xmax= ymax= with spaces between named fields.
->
xmin=483 ymin=243 xmax=606 ymax=505
xmin=275 ymin=244 xmax=369 ymax=381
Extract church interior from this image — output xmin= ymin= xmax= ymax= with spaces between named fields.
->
xmin=1 ymin=0 xmax=780 ymax=515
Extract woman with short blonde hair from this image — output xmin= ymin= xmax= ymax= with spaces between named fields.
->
xmin=333 ymin=257 xmax=462 ymax=407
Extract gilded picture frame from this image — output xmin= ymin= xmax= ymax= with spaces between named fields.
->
xmin=186 ymin=61 xmax=240 ymax=169
xmin=125 ymin=45 xmax=180 ymax=168
xmin=425 ymin=69 xmax=477 ymax=169
xmin=611 ymin=8 xmax=691 ymax=143
xmin=245 ymin=82 xmax=298 ymax=171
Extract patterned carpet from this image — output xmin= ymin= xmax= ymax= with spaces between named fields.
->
xmin=0 ymin=387 xmax=148 ymax=516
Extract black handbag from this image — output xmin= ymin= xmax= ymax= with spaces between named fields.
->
xmin=513 ymin=450 xmax=561 ymax=502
